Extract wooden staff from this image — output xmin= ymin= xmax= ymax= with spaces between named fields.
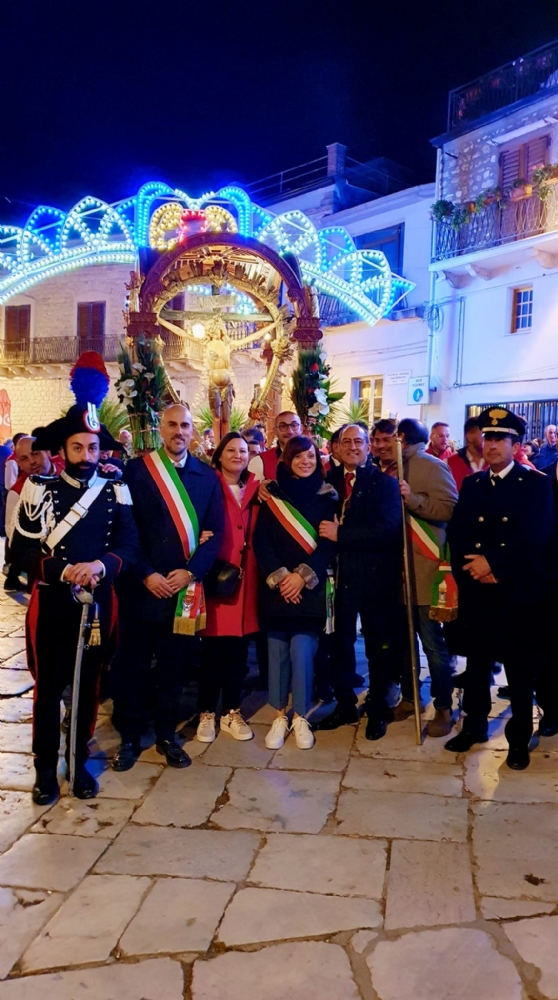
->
xmin=396 ymin=438 xmax=424 ymax=746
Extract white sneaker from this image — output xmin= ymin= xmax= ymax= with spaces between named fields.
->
xmin=220 ymin=710 xmax=254 ymax=741
xmin=291 ymin=716 xmax=315 ymax=749
xmin=265 ymin=716 xmax=289 ymax=749
xmin=197 ymin=712 xmax=216 ymax=743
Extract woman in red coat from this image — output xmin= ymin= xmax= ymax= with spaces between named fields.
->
xmin=197 ymin=432 xmax=259 ymax=744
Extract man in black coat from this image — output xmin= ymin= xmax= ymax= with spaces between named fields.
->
xmin=10 ymin=406 xmax=140 ymax=804
xmin=446 ymin=407 xmax=555 ymax=769
xmin=112 ymin=404 xmax=224 ymax=771
xmin=317 ymin=423 xmax=402 ymax=739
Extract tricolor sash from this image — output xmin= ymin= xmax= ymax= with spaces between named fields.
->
xmin=143 ymin=448 xmax=206 ymax=635
xmin=266 ymin=493 xmax=318 ymax=554
xmin=408 ymin=514 xmax=458 ymax=622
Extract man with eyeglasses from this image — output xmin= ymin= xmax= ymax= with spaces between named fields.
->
xmin=248 ymin=411 xmax=302 ymax=481
xmin=317 ymin=424 xmax=402 ymax=737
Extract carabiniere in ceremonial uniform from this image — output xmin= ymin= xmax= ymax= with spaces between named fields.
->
xmin=446 ymin=407 xmax=555 ymax=769
xmin=10 ymin=353 xmax=139 ymax=804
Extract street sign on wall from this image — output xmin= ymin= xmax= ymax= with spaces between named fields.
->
xmin=407 ymin=376 xmax=430 ymax=406
xmin=385 ymin=370 xmax=411 ymax=386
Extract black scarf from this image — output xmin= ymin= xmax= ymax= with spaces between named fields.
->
xmin=276 ymin=461 xmax=323 ymax=512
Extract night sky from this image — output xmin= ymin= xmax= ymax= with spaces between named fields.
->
xmin=3 ymin=0 xmax=558 ymax=215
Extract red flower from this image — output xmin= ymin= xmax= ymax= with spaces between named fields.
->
xmin=310 ymin=363 xmax=319 ymax=372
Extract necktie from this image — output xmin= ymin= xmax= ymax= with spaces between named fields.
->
xmin=344 ymin=471 xmax=354 ymax=500
xmin=490 ymin=474 xmax=501 ymax=488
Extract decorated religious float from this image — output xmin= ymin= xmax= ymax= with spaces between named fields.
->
xmin=0 ymin=183 xmax=414 ymax=448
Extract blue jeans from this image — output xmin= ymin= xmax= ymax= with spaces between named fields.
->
xmin=401 ymin=606 xmax=453 ymax=711
xmin=268 ymin=631 xmax=319 ymax=717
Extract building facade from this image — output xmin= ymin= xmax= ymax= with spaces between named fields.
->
xmin=428 ymin=39 xmax=558 ymax=440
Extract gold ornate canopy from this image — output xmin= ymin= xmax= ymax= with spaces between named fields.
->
xmin=126 ymin=231 xmax=322 ymax=438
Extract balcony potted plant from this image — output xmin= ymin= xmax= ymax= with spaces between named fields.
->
xmin=475 ymin=186 xmax=502 ymax=211
xmin=509 ymin=178 xmax=533 ymax=201
xmin=430 ymin=199 xmax=454 ymax=223
xmin=532 ymin=164 xmax=558 ymax=201
xmin=450 ymin=205 xmax=470 ymax=230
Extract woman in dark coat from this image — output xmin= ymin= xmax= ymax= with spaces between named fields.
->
xmin=253 ymin=436 xmax=337 ymax=749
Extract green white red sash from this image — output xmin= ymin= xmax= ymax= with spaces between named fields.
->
xmin=266 ymin=494 xmax=318 ymax=555
xmin=143 ymin=448 xmax=206 ymax=635
xmin=408 ymin=514 xmax=458 ymax=622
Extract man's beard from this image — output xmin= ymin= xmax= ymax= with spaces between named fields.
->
xmin=65 ymin=459 xmax=98 ymax=482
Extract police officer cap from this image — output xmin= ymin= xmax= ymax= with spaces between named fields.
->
xmin=478 ymin=407 xmax=526 ymax=438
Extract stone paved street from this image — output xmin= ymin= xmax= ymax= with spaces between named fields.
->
xmin=1 ymin=586 xmax=558 ymax=1000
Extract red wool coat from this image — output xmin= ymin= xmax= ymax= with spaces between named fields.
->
xmin=203 ymin=470 xmax=260 ymax=637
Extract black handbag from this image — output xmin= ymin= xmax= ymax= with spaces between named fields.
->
xmin=203 ymin=559 xmax=242 ymax=598
xmin=203 ymin=505 xmax=252 ymax=599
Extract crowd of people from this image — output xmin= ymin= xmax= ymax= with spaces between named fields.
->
xmin=3 ymin=354 xmax=558 ymax=806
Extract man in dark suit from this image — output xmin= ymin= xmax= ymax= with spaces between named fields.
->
xmin=112 ymin=404 xmax=224 ymax=771
xmin=446 ymin=407 xmax=555 ymax=769
xmin=317 ymin=423 xmax=402 ymax=738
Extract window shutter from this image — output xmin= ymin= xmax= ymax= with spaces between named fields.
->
xmin=526 ymin=134 xmax=550 ymax=177
xmin=90 ymin=303 xmax=105 ymax=346
xmin=77 ymin=303 xmax=89 ymax=344
xmin=500 ymin=147 xmax=521 ymax=191
xmin=5 ymin=305 xmax=30 ymax=349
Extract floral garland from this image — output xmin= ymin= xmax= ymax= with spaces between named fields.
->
xmin=115 ymin=337 xmax=166 ymax=452
xmin=290 ymin=347 xmax=344 ymax=440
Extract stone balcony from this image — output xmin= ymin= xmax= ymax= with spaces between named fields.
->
xmin=0 ymin=333 xmax=204 ymax=370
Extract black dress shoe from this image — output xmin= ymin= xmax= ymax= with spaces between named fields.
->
xmin=32 ymin=768 xmax=59 ymax=805
xmin=156 ymin=740 xmax=191 ymax=768
xmin=3 ymin=573 xmax=22 ymax=593
xmin=73 ymin=767 xmax=99 ymax=799
xmin=365 ymin=718 xmax=387 ymax=741
xmin=506 ymin=746 xmax=530 ymax=770
xmin=112 ymin=741 xmax=141 ymax=772
xmin=315 ymin=706 xmax=359 ymax=731
xmin=444 ymin=729 xmax=488 ymax=753
xmin=537 ymin=717 xmax=558 ymax=738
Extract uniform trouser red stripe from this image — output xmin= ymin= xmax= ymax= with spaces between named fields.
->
xmin=27 ymin=585 xmax=113 ymax=769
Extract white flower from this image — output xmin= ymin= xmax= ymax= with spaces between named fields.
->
xmin=144 ymin=372 xmax=155 ymax=381
xmin=314 ymin=387 xmax=328 ymax=405
xmin=126 ymin=390 xmax=138 ymax=398
xmin=121 ymin=378 xmax=135 ymax=388
xmin=132 ymin=363 xmax=146 ymax=372
xmin=308 ymin=401 xmax=329 ymax=417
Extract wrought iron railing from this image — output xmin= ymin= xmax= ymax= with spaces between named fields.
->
xmin=432 ymin=185 xmax=558 ymax=262
xmin=448 ymin=39 xmax=558 ymax=131
xmin=0 ymin=333 xmax=205 ymax=365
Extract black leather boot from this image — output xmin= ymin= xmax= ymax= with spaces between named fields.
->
xmin=32 ymin=767 xmax=59 ymax=805
xmin=112 ymin=741 xmax=141 ymax=771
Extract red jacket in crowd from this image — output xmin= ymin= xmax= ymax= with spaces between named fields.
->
xmin=203 ymin=470 xmax=260 ymax=638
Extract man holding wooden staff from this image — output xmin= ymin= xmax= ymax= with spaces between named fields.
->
xmin=395 ymin=418 xmax=458 ymax=738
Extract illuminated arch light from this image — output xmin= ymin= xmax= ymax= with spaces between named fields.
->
xmin=204 ymin=205 xmax=238 ymax=234
xmin=214 ymin=187 xmax=252 ymax=236
xmin=258 ymin=211 xmax=323 ymax=269
xmin=252 ymin=204 xmax=274 ymax=239
xmin=0 ymin=182 xmax=416 ymax=327
xmin=149 ymin=202 xmax=184 ymax=250
xmin=136 ymin=182 xmax=175 ymax=246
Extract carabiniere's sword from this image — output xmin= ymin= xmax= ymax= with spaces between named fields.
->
xmin=68 ymin=586 xmax=95 ymax=795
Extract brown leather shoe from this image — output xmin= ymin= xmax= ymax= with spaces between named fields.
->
xmin=427 ymin=708 xmax=453 ymax=738
xmin=393 ymin=699 xmax=415 ymax=722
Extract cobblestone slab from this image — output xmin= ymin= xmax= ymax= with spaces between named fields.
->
xmin=211 ymin=768 xmax=340 ymax=833
xmin=95 ymin=825 xmax=260 ymax=881
xmin=0 ymin=791 xmax=50 ymax=853
xmin=249 ymin=832 xmax=387 ymax=898
xmin=0 ymin=887 xmax=62 ymax=980
xmin=504 ymin=916 xmax=558 ymax=999
xmin=120 ymin=877 xmax=235 ymax=955
xmin=385 ymin=841 xmax=475 ymax=929
xmin=191 ymin=942 xmax=360 ymax=1000
xmin=132 ymin=763 xmax=231 ymax=828
xmin=472 ymin=801 xmax=558 ymax=900
xmin=0 ymin=833 xmax=110 ymax=891
xmin=0 ymin=957 xmax=184 ymax=999
xmin=31 ymin=798 xmax=135 ymax=839
xmin=336 ymin=789 xmax=468 ymax=842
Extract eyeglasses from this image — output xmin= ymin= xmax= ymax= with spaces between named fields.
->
xmin=277 ymin=421 xmax=301 ymax=431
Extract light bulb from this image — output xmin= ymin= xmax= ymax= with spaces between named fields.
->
xmin=259 ymin=377 xmax=267 ymax=388
xmin=263 ymin=332 xmax=272 ymax=341
xmin=192 ymin=323 xmax=206 ymax=339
